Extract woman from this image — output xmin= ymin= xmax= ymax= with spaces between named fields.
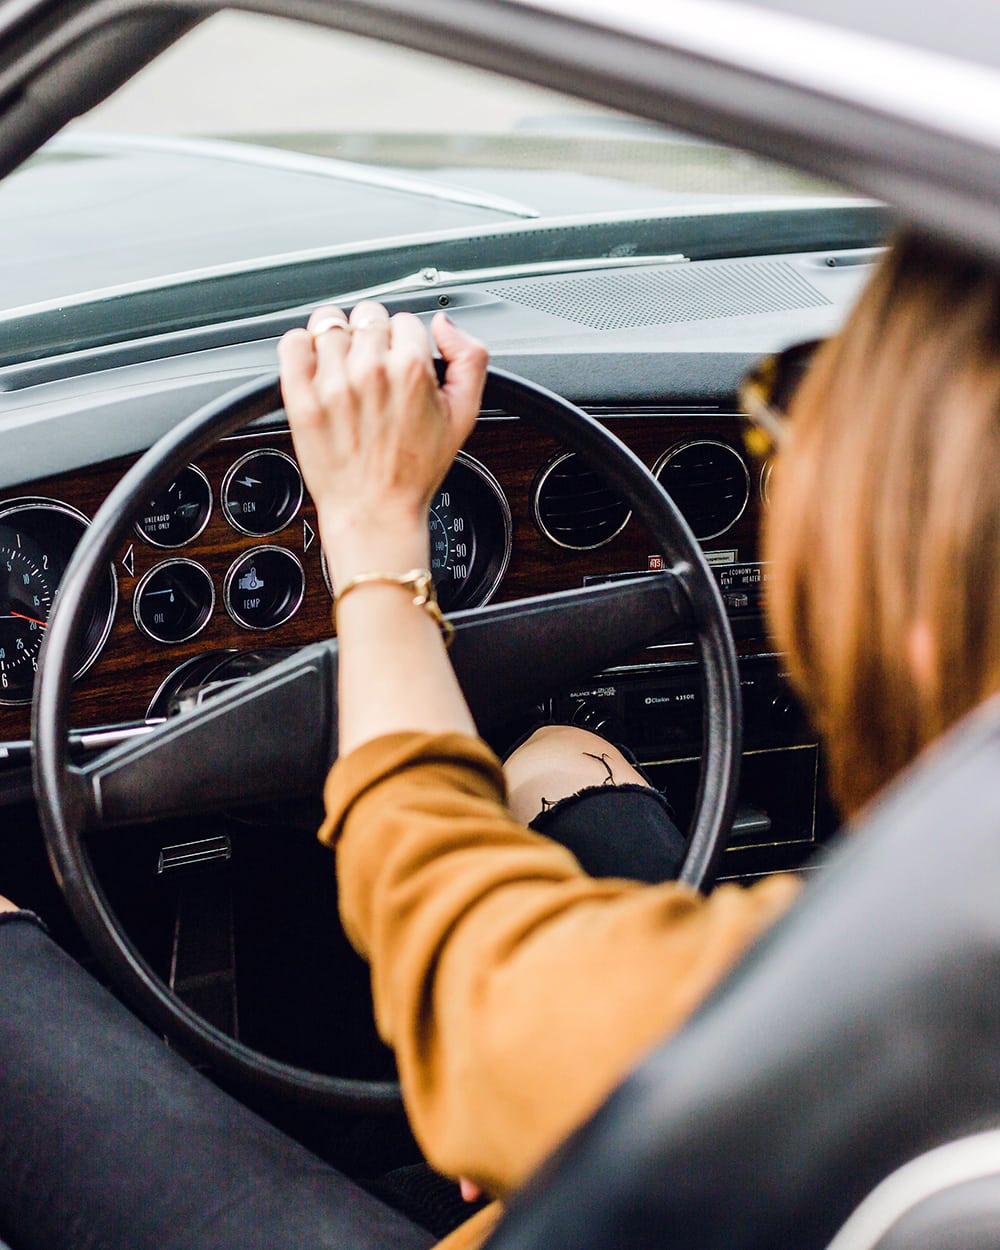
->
xmin=0 ymin=230 xmax=993 ymax=1249
xmin=276 ymin=298 xmax=799 ymax=1248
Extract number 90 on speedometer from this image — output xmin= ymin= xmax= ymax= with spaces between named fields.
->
xmin=323 ymin=452 xmax=511 ymax=612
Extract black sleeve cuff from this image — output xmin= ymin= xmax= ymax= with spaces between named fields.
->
xmin=0 ymin=908 xmax=50 ymax=937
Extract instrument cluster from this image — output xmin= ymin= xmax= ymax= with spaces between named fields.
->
xmin=0 ymin=409 xmax=764 ymax=730
xmin=0 ymin=434 xmax=515 ymax=710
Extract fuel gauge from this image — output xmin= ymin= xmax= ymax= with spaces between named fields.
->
xmin=134 ymin=559 xmax=215 ymax=644
xmin=135 ymin=465 xmax=212 ymax=548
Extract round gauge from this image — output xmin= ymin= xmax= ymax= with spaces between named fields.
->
xmin=320 ymin=452 xmax=511 ymax=612
xmin=135 ymin=465 xmax=212 ymax=548
xmin=133 ymin=560 xmax=215 ymax=644
xmin=0 ymin=499 xmax=117 ymax=705
xmin=221 ymin=449 xmax=303 ymax=537
xmin=224 ymin=547 xmax=305 ymax=630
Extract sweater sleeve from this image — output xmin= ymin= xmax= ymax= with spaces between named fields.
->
xmin=322 ymin=731 xmax=800 ymax=1199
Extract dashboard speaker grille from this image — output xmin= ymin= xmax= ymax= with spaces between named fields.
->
xmin=532 ymin=453 xmax=631 ymax=550
xmin=483 ymin=260 xmax=830 ymax=330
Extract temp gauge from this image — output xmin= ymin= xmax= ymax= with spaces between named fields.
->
xmin=135 ymin=465 xmax=212 ymax=548
xmin=133 ymin=559 xmax=215 ymax=644
xmin=221 ymin=449 xmax=303 ymax=537
xmin=224 ymin=547 xmax=304 ymax=630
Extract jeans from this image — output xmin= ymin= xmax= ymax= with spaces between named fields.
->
xmin=0 ymin=913 xmax=434 ymax=1250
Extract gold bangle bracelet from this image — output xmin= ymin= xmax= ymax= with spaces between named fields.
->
xmin=333 ymin=568 xmax=455 ymax=646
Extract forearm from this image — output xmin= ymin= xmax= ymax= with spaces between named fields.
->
xmin=323 ymin=519 xmax=476 ymax=756
xmin=335 ymin=583 xmax=476 ymax=755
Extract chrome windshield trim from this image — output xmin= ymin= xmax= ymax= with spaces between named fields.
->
xmin=48 ymin=131 xmax=542 ymax=220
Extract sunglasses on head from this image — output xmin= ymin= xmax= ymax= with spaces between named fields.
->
xmin=737 ymin=337 xmax=824 ymax=460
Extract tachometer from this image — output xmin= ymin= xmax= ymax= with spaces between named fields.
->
xmin=0 ymin=542 xmax=52 ymax=699
xmin=0 ymin=500 xmax=117 ymax=705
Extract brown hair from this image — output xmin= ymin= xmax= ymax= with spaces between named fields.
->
xmin=764 ymin=231 xmax=1000 ymax=816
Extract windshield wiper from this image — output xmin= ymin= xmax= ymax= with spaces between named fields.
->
xmin=323 ymin=253 xmax=688 ymax=305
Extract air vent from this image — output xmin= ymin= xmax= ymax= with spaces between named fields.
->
xmin=654 ymin=441 xmax=750 ymax=540
xmin=532 ymin=453 xmax=631 ymax=550
xmin=483 ymin=259 xmax=830 ymax=331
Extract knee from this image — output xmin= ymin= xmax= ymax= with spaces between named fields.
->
xmin=503 ymin=725 xmax=650 ymax=826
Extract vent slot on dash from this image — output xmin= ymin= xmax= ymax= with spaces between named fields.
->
xmin=532 ymin=452 xmax=631 ymax=550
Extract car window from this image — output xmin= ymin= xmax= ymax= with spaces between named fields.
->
xmin=0 ymin=9 xmax=849 ymax=359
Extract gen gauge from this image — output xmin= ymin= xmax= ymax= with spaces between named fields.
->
xmin=0 ymin=499 xmax=117 ymax=705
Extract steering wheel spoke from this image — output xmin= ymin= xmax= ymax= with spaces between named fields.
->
xmin=74 ymin=574 xmax=688 ymax=828
xmin=452 ymin=572 xmax=691 ymax=728
xmin=77 ymin=642 xmax=338 ymax=829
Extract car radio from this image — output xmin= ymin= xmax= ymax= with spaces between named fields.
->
xmin=553 ymin=653 xmax=834 ymax=881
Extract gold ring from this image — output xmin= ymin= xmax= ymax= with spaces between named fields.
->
xmin=310 ymin=315 xmax=352 ymax=340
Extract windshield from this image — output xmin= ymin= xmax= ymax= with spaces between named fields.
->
xmin=0 ymin=10 xmax=850 ymax=360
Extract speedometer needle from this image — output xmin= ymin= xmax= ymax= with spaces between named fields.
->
xmin=6 ymin=610 xmax=47 ymax=627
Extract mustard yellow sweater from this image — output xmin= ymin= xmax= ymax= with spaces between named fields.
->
xmin=321 ymin=732 xmax=800 ymax=1249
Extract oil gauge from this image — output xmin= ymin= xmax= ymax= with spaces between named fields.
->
xmin=134 ymin=559 xmax=215 ymax=644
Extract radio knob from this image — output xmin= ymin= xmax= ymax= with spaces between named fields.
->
xmin=571 ymin=699 xmax=622 ymax=740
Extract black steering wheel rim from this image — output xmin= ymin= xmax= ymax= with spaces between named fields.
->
xmin=33 ymin=364 xmax=741 ymax=1112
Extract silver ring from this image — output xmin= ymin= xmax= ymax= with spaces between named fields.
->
xmin=310 ymin=315 xmax=352 ymax=340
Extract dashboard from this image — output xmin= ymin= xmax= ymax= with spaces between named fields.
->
xmin=0 ymin=240 xmax=876 ymax=886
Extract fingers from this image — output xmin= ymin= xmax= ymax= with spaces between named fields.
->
xmin=432 ymin=311 xmax=488 ymax=437
xmin=277 ymin=327 xmax=321 ymax=427
xmin=346 ymin=302 xmax=392 ymax=401
xmin=387 ymin=310 xmax=436 ymax=379
xmin=349 ymin=300 xmax=391 ymax=341
xmin=280 ymin=303 xmax=486 ymax=445
xmin=307 ymin=304 xmax=353 ymax=378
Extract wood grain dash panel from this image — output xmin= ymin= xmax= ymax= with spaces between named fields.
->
xmin=0 ymin=411 xmax=765 ymax=739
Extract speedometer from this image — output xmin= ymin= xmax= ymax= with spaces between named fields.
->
xmin=0 ymin=500 xmax=117 ymax=705
xmin=322 ymin=452 xmax=511 ymax=612
xmin=429 ymin=454 xmax=511 ymax=611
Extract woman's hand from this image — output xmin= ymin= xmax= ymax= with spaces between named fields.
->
xmin=277 ymin=302 xmax=487 ymax=754
xmin=278 ymin=302 xmax=487 ymax=592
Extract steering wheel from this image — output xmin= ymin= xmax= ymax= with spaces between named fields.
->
xmin=32 ymin=365 xmax=741 ymax=1112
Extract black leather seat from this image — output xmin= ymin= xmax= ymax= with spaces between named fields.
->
xmin=485 ymin=694 xmax=1000 ymax=1250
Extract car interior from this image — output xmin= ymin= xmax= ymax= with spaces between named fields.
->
xmin=1 ymin=3 xmax=999 ymax=1247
